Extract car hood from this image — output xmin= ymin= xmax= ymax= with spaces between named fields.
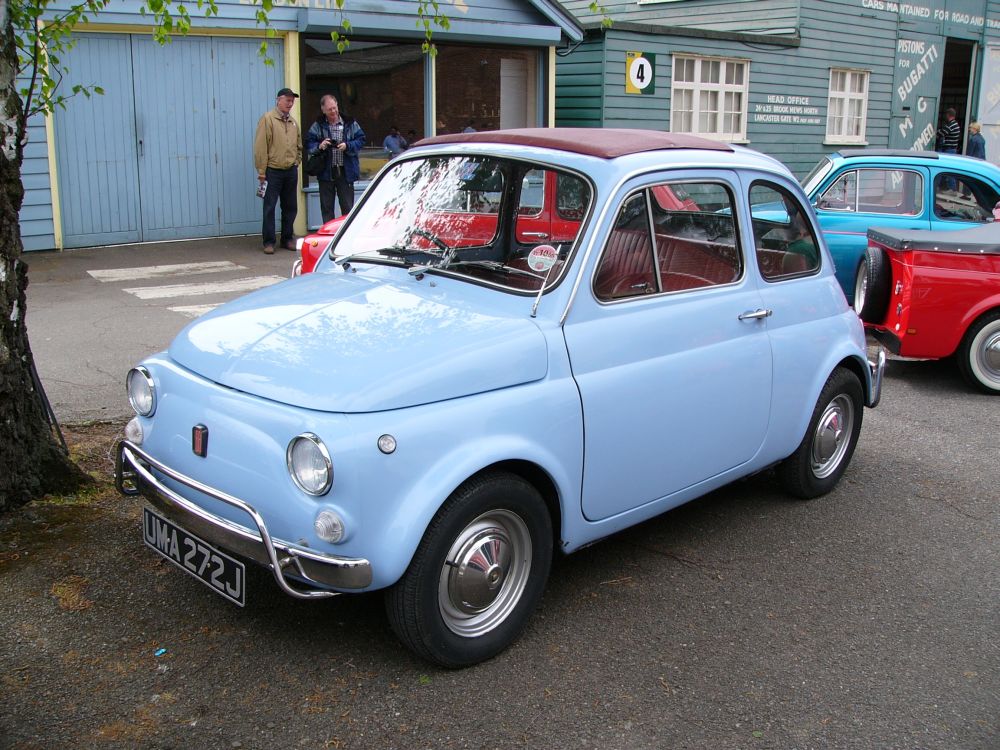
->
xmin=168 ymin=271 xmax=549 ymax=412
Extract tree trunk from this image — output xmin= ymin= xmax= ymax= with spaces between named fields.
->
xmin=0 ymin=14 xmax=90 ymax=512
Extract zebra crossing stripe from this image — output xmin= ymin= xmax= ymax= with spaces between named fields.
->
xmin=168 ymin=304 xmax=222 ymax=319
xmin=88 ymin=261 xmax=247 ymax=282
xmin=122 ymin=276 xmax=285 ymax=300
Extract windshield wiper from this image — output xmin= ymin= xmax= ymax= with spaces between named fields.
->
xmin=335 ymin=245 xmax=442 ymax=270
xmin=438 ymin=259 xmax=546 ymax=280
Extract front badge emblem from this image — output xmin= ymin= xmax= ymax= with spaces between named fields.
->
xmin=192 ymin=424 xmax=208 ymax=457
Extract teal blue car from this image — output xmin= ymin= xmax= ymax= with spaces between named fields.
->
xmin=802 ymin=149 xmax=1000 ymax=306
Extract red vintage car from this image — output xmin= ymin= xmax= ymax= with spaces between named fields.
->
xmin=859 ymin=222 xmax=1000 ymax=393
xmin=293 ymin=163 xmax=697 ymax=276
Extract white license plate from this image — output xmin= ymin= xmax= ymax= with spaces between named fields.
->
xmin=143 ymin=507 xmax=245 ymax=606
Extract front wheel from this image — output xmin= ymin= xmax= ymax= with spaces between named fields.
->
xmin=957 ymin=309 xmax=1000 ymax=394
xmin=778 ymin=368 xmax=864 ymax=499
xmin=385 ymin=472 xmax=552 ymax=668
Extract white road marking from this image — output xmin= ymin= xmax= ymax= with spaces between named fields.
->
xmin=88 ymin=261 xmax=247 ymax=282
xmin=122 ymin=276 xmax=285 ymax=300
xmin=167 ymin=304 xmax=221 ymax=319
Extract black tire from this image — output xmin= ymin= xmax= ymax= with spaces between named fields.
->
xmin=854 ymin=246 xmax=891 ymax=322
xmin=384 ymin=472 xmax=553 ymax=668
xmin=956 ymin=309 xmax=1000 ymax=394
xmin=778 ymin=368 xmax=864 ymax=499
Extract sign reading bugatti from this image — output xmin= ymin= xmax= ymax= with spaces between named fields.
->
xmin=625 ymin=51 xmax=655 ymax=95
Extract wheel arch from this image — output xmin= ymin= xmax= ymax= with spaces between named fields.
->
xmin=370 ymin=436 xmax=578 ymax=591
xmin=955 ymin=298 xmax=1000 ymax=355
xmin=469 ymin=459 xmax=563 ymax=554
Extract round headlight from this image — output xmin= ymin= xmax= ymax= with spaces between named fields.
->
xmin=126 ymin=367 xmax=156 ymax=417
xmin=286 ymin=433 xmax=333 ymax=496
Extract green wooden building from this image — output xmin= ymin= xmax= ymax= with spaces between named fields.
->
xmin=556 ymin=0 xmax=1000 ymax=176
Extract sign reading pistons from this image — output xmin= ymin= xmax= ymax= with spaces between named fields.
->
xmin=527 ymin=244 xmax=559 ymax=273
xmin=626 ymin=52 xmax=655 ymax=95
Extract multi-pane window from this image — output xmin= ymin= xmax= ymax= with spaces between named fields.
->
xmin=827 ymin=69 xmax=869 ymax=144
xmin=670 ymin=55 xmax=749 ymax=141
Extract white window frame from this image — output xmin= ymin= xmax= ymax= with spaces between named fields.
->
xmin=670 ymin=54 xmax=750 ymax=142
xmin=826 ymin=68 xmax=870 ymax=145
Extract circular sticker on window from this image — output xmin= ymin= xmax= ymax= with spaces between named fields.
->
xmin=527 ymin=244 xmax=558 ymax=272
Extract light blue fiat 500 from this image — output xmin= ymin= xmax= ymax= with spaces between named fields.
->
xmin=117 ymin=129 xmax=884 ymax=667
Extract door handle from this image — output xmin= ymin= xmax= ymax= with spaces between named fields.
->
xmin=738 ymin=308 xmax=772 ymax=321
xmin=521 ymin=231 xmax=549 ymax=239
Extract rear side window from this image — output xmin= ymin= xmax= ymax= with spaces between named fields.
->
xmin=750 ymin=182 xmax=821 ymax=280
xmin=594 ymin=181 xmax=741 ymax=302
xmin=933 ymin=173 xmax=999 ymax=222
xmin=817 ymin=168 xmax=922 ymax=216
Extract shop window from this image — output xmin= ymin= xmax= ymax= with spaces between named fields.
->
xmin=300 ymin=39 xmax=426 ymax=184
xmin=670 ymin=55 xmax=748 ymax=141
xmin=434 ymin=46 xmax=539 ymax=134
xmin=826 ymin=69 xmax=869 ymax=144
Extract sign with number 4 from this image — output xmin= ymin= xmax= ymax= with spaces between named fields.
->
xmin=625 ymin=51 xmax=655 ymax=95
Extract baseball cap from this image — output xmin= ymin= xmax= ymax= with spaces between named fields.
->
xmin=277 ymin=88 xmax=299 ymax=98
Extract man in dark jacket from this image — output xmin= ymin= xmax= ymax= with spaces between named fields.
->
xmin=305 ymin=95 xmax=366 ymax=222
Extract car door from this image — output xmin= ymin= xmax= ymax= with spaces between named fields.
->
xmin=811 ymin=165 xmax=930 ymax=300
xmin=563 ymin=171 xmax=772 ymax=522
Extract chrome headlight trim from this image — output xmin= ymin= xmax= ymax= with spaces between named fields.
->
xmin=126 ymin=366 xmax=156 ymax=417
xmin=286 ymin=433 xmax=333 ymax=496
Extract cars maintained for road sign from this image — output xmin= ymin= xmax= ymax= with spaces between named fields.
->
xmin=801 ymin=149 xmax=1000 ymax=307
xmin=116 ymin=129 xmax=884 ymax=667
xmin=860 ymin=221 xmax=1000 ymax=394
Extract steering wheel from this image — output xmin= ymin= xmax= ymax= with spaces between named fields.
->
xmin=407 ymin=227 xmax=449 ymax=252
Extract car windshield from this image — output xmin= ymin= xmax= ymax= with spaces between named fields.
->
xmin=801 ymin=157 xmax=835 ymax=196
xmin=331 ymin=155 xmax=592 ymax=293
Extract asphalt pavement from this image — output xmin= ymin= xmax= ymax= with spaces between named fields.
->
xmin=24 ymin=235 xmax=298 ymax=423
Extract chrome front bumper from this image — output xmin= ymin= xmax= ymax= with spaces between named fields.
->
xmin=867 ymin=348 xmax=886 ymax=408
xmin=116 ymin=441 xmax=372 ymax=595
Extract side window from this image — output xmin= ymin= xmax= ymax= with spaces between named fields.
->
xmin=556 ymin=173 xmax=588 ymax=220
xmin=750 ymin=182 xmax=821 ymax=280
xmin=933 ymin=173 xmax=999 ymax=222
xmin=594 ymin=193 xmax=656 ymax=301
xmin=518 ymin=170 xmax=544 ymax=216
xmin=817 ymin=170 xmax=857 ymax=211
xmin=649 ymin=182 xmax=741 ymax=291
xmin=817 ymin=169 xmax=922 ymax=215
xmin=858 ymin=169 xmax=922 ymax=215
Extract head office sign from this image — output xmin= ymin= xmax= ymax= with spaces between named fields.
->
xmin=626 ymin=52 xmax=655 ymax=95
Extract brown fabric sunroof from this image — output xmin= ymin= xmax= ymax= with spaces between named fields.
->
xmin=415 ymin=128 xmax=734 ymax=159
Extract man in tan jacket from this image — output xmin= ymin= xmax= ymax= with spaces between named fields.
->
xmin=254 ymin=88 xmax=302 ymax=254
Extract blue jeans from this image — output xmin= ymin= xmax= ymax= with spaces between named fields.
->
xmin=262 ymin=166 xmax=298 ymax=247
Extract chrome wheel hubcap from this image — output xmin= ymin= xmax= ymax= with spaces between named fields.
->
xmin=979 ymin=331 xmax=1000 ymax=380
xmin=439 ymin=510 xmax=532 ymax=638
xmin=855 ymin=267 xmax=868 ymax=311
xmin=811 ymin=394 xmax=854 ymax=479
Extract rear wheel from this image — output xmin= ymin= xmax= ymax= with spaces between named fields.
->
xmin=957 ymin=309 xmax=1000 ymax=394
xmin=385 ymin=472 xmax=552 ymax=668
xmin=854 ymin=246 xmax=890 ymax=322
xmin=779 ymin=368 xmax=864 ymax=499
